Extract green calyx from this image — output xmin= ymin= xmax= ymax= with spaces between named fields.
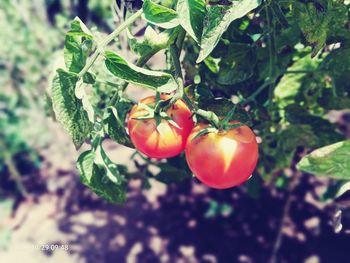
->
xmin=132 ymin=94 xmax=181 ymax=130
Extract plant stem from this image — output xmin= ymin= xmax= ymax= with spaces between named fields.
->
xmin=78 ymin=51 xmax=100 ymax=77
xmin=78 ymin=9 xmax=143 ymax=78
xmin=0 ymin=140 xmax=28 ymax=198
xmin=168 ymin=31 xmax=220 ymax=128
xmin=265 ymin=5 xmax=276 ymax=112
xmin=167 ymin=31 xmax=186 ymax=106
xmin=182 ymin=93 xmax=220 ymax=128
xmin=4 ymin=156 xmax=29 ymax=198
xmin=175 ymin=28 xmax=186 ymax=52
xmin=169 ymin=44 xmax=184 ymax=104
xmin=170 ymin=45 xmax=183 ymax=80
xmin=241 ymin=80 xmax=274 ymax=105
xmin=269 ymin=171 xmax=300 ymax=263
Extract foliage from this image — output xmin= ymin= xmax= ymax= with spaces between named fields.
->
xmin=0 ymin=0 xmax=117 ymax=197
xmin=0 ymin=0 xmax=59 ymax=196
xmin=50 ymin=0 xmax=350 ymax=203
xmin=297 ymin=140 xmax=350 ymax=180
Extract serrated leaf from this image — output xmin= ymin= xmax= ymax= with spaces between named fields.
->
xmin=177 ymin=0 xmax=206 ymax=42
xmin=67 ymin=17 xmax=93 ymax=37
xmin=293 ymin=1 xmax=328 ymax=56
xmin=143 ymin=0 xmax=179 ymax=29
xmin=293 ymin=0 xmax=347 ymax=56
xmin=94 ymin=141 xmax=124 ymax=184
xmin=217 ymin=43 xmax=256 ymax=85
xmin=274 ymin=55 xmax=321 ymax=108
xmin=77 ymin=150 xmax=95 ymax=184
xmin=77 ymin=139 xmax=127 ymax=203
xmin=197 ymin=0 xmax=261 ymax=63
xmin=64 ymin=17 xmax=94 ymax=73
xmin=103 ymin=101 xmax=134 ymax=148
xmin=104 ymin=51 xmax=177 ymax=92
xmin=260 ymin=124 xmax=319 ymax=176
xmin=82 ymin=72 xmax=96 ymax=84
xmin=284 ymin=104 xmax=343 ymax=146
xmin=297 ymin=140 xmax=350 ymax=180
xmin=75 ymin=80 xmax=95 ymax=123
xmin=321 ymin=47 xmax=350 ymax=96
xmin=51 ymin=69 xmax=93 ymax=148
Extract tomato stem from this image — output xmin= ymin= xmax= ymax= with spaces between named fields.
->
xmin=182 ymin=94 xmax=220 ymax=128
xmin=78 ymin=9 xmax=143 ymax=78
xmin=169 ymin=39 xmax=185 ymax=105
xmin=168 ymin=29 xmax=221 ymax=129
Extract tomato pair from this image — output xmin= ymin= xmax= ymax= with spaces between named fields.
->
xmin=127 ymin=95 xmax=259 ymax=189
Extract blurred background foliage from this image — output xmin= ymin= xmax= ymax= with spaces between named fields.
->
xmin=0 ymin=0 xmax=350 ymax=262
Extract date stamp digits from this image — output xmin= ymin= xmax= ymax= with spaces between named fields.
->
xmin=34 ymin=244 xmax=69 ymax=251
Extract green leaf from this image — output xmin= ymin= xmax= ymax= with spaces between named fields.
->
xmin=82 ymin=72 xmax=96 ymax=84
xmin=177 ymin=0 xmax=206 ymax=42
xmin=77 ymin=150 xmax=95 ymax=184
xmin=284 ymin=104 xmax=344 ymax=146
xmin=103 ymin=97 xmax=134 ymax=148
xmin=94 ymin=140 xmax=125 ymax=184
xmin=104 ymin=51 xmax=177 ymax=92
xmin=203 ymin=56 xmax=220 ymax=74
xmin=66 ymin=17 xmax=93 ymax=37
xmin=321 ymin=47 xmax=350 ymax=96
xmin=217 ymin=43 xmax=256 ymax=85
xmin=155 ymin=162 xmax=192 ymax=184
xmin=293 ymin=0 xmax=348 ymax=56
xmin=297 ymin=140 xmax=350 ymax=180
xmin=197 ymin=0 xmax=261 ymax=62
xmin=127 ymin=26 xmax=179 ymax=57
xmin=327 ymin=0 xmax=350 ymax=42
xmin=77 ymin=139 xmax=127 ymax=203
xmin=274 ymin=55 xmax=321 ymax=108
xmin=260 ymin=124 xmax=319 ymax=176
xmin=51 ymin=69 xmax=93 ymax=148
xmin=202 ymin=98 xmax=252 ymax=124
xmin=270 ymin=2 xmax=289 ymax=28
xmin=64 ymin=17 xmax=93 ymax=73
xmin=75 ymin=80 xmax=95 ymax=123
xmin=293 ymin=1 xmax=328 ymax=56
xmin=143 ymin=0 xmax=179 ymax=29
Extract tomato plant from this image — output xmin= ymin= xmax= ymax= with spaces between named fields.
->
xmin=49 ymin=0 xmax=350 ymax=204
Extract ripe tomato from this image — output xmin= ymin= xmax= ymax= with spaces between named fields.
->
xmin=128 ymin=95 xmax=194 ymax=159
xmin=185 ymin=122 xmax=258 ymax=189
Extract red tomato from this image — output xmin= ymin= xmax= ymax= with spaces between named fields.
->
xmin=185 ymin=122 xmax=258 ymax=189
xmin=128 ymin=95 xmax=194 ymax=159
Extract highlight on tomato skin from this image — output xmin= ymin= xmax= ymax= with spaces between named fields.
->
xmin=127 ymin=95 xmax=195 ymax=159
xmin=185 ymin=122 xmax=259 ymax=189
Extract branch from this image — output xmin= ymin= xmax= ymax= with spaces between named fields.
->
xmin=78 ymin=9 xmax=143 ymax=78
xmin=0 ymin=140 xmax=28 ymax=198
xmin=269 ymin=171 xmax=300 ymax=263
